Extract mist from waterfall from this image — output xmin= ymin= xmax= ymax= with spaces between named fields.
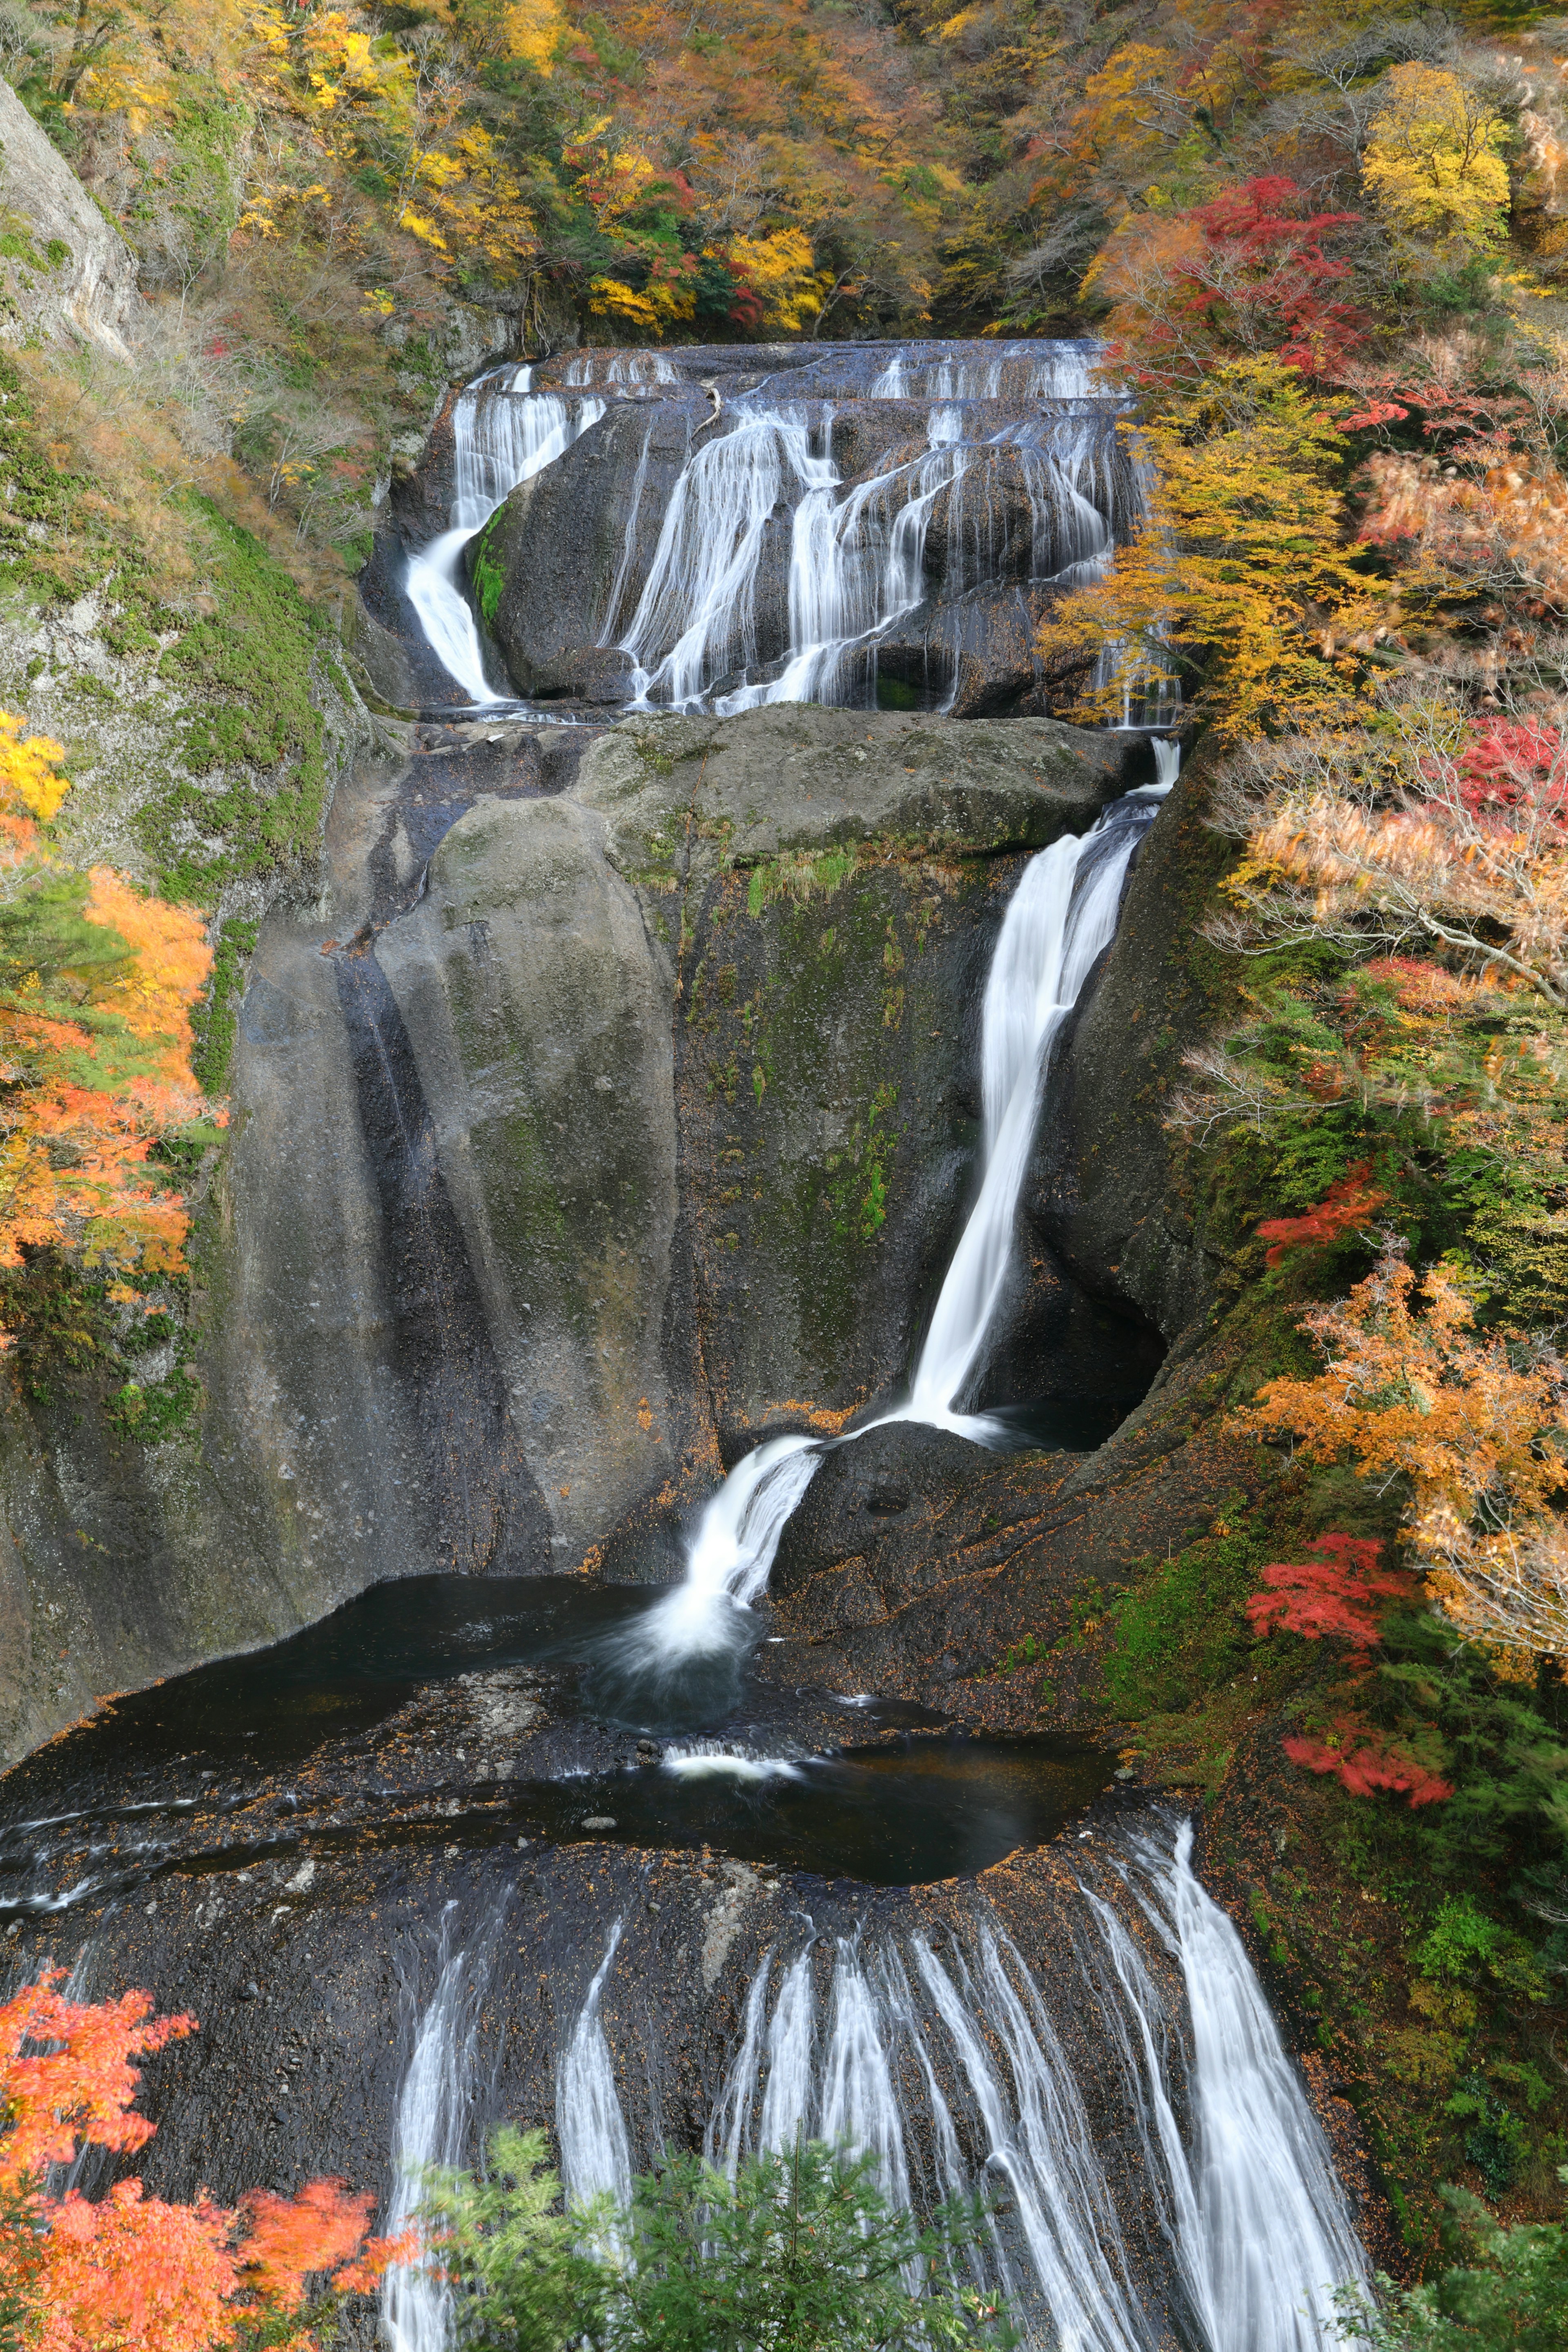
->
xmin=619 ymin=744 xmax=1177 ymax=1678
xmin=559 ymin=1817 xmax=1368 ymax=2352
xmin=402 ymin=364 xmax=605 ymax=704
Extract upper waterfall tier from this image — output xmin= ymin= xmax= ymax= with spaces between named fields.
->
xmin=402 ymin=340 xmax=1146 ymax=719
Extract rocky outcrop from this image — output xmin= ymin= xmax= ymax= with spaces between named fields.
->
xmin=0 ymin=700 xmax=1157 ymax=1766
xmin=0 ymin=82 xmax=137 ymax=354
xmin=1028 ymin=751 xmax=1224 ymax=1349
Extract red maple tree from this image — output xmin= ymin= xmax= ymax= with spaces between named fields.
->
xmin=1283 ymin=1714 xmax=1454 ymax=1806
xmin=1254 ymin=1163 xmax=1389 ymax=1266
xmin=1247 ymin=1532 xmax=1419 ymax=1647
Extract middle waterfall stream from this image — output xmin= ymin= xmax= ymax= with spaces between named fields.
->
xmin=610 ymin=755 xmax=1177 ymax=1700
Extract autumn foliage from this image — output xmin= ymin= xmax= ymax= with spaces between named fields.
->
xmin=1247 ymin=1534 xmax=1419 ymax=1651
xmin=0 ymin=715 xmax=214 ymax=1312
xmin=1035 ymin=357 xmax=1377 ymax=740
xmin=1088 ymin=176 xmax=1367 ymax=394
xmin=1254 ymin=1164 xmax=1389 ymax=1267
xmin=1282 ymin=1714 xmax=1454 ymax=1807
xmin=1240 ymin=1245 xmax=1568 ymax=1676
xmin=0 ymin=1972 xmax=408 ymax=2352
xmin=1209 ymin=700 xmax=1568 ymax=1009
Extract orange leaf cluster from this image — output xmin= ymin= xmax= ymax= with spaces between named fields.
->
xmin=1 ymin=1973 xmax=410 ymax=2352
xmin=0 ymin=1975 xmax=194 ymax=2190
xmin=1240 ymin=1245 xmax=1568 ymax=1671
xmin=0 ymin=716 xmax=217 ymax=1303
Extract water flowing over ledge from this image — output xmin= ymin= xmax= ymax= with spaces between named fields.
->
xmin=397 ymin=341 xmax=1170 ymax=721
xmin=605 ymin=749 xmax=1177 ymax=1698
xmin=383 ymin=1819 xmax=1369 ymax=2352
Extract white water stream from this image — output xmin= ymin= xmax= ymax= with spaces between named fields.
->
xmin=546 ymin=1817 xmax=1368 ymax=2349
xmin=381 ymin=1912 xmax=493 ymax=2352
xmin=402 ymin=364 xmax=605 ymax=704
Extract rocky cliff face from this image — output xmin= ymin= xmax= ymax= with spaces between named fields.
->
xmin=0 ymin=702 xmax=1160 ymax=1764
xmin=0 ymin=79 xmax=138 ymax=354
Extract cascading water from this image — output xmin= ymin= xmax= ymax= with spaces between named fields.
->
xmin=617 ymin=743 xmax=1179 ymax=1679
xmin=382 ymin=1911 xmax=496 ymax=2352
xmin=556 ymin=1919 xmax=633 ymax=2208
xmin=403 ymin=364 xmax=605 ymax=704
xmin=393 ymin=338 xmax=1161 ymax=717
xmin=566 ymin=1817 xmax=1368 ymax=2352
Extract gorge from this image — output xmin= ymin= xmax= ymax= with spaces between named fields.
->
xmin=0 ymin=339 xmax=1384 ymax=2352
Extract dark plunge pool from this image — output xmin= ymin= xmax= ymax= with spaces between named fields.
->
xmin=0 ymin=1575 xmax=1114 ymax=1904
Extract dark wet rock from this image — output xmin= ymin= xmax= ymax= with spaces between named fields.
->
xmin=481 ymin=399 xmax=704 ymax=695
xmin=1029 ymin=748 xmax=1222 ymax=1346
xmin=772 ymin=1425 xmax=998 ymax=1604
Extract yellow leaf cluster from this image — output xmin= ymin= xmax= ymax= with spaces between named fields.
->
xmin=0 ymin=713 xmax=71 ymax=829
xmin=728 ymin=228 xmax=828 ymax=334
xmin=1362 ymin=65 xmax=1510 ymax=248
xmin=1036 ymin=357 xmax=1376 ymax=740
xmin=500 ymin=0 xmax=563 ymax=76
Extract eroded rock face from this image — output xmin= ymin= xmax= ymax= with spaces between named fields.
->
xmin=0 ymin=81 xmax=138 ymax=354
xmin=1027 ymin=752 xmax=1221 ymax=1348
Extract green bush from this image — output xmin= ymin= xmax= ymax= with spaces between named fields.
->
xmin=424 ymin=2129 xmax=1012 ymax=2352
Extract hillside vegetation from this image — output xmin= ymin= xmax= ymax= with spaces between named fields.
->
xmin=3 ymin=0 xmax=1568 ymax=2323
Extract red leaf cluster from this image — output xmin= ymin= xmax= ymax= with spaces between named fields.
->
xmin=1247 ymin=1532 xmax=1418 ymax=1647
xmin=1254 ymin=1162 xmax=1388 ymax=1265
xmin=1103 ymin=175 xmax=1368 ymax=390
xmin=1283 ymin=1713 xmax=1454 ymax=1805
xmin=1454 ymin=718 xmax=1567 ymax=820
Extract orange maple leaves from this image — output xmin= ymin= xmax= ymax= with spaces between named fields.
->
xmin=0 ymin=715 xmax=216 ymax=1302
xmin=1240 ymin=1244 xmax=1568 ymax=1674
xmin=0 ymin=1972 xmax=411 ymax=2352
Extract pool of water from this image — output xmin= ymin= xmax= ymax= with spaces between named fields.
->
xmin=0 ymin=1574 xmax=1114 ymax=1898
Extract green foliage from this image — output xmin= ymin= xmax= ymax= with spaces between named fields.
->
xmin=426 ymin=2130 xmax=1011 ymax=2352
xmin=192 ymin=916 xmax=260 ymax=1095
xmin=1338 ymin=2177 xmax=1568 ymax=2349
xmin=144 ymin=501 xmax=330 ymax=901
xmin=1102 ymin=1502 xmax=1265 ymax=1716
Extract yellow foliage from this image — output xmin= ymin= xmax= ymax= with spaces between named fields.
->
xmin=1362 ymin=65 xmax=1510 ymax=248
xmin=501 ymin=0 xmax=562 ymax=75
xmin=728 ymin=228 xmax=828 ymax=334
xmin=587 ymin=274 xmax=693 ymax=333
xmin=0 ymin=714 xmax=71 ymax=829
xmin=1036 ymin=358 xmax=1376 ymax=740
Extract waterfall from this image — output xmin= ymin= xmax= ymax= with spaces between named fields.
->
xmin=556 ymin=1919 xmax=634 ymax=2208
xmin=616 ymin=402 xmax=1130 ymax=718
xmin=391 ymin=337 xmax=1147 ymax=715
xmin=403 ymin=364 xmax=605 ymax=705
xmin=568 ymin=1816 xmax=1365 ymax=2351
xmin=630 ymin=752 xmax=1176 ymax=1670
xmin=382 ymin=1913 xmax=493 ymax=2352
xmin=900 ymin=780 xmax=1164 ymax=1431
xmin=1086 ymin=1822 xmax=1372 ymax=2352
